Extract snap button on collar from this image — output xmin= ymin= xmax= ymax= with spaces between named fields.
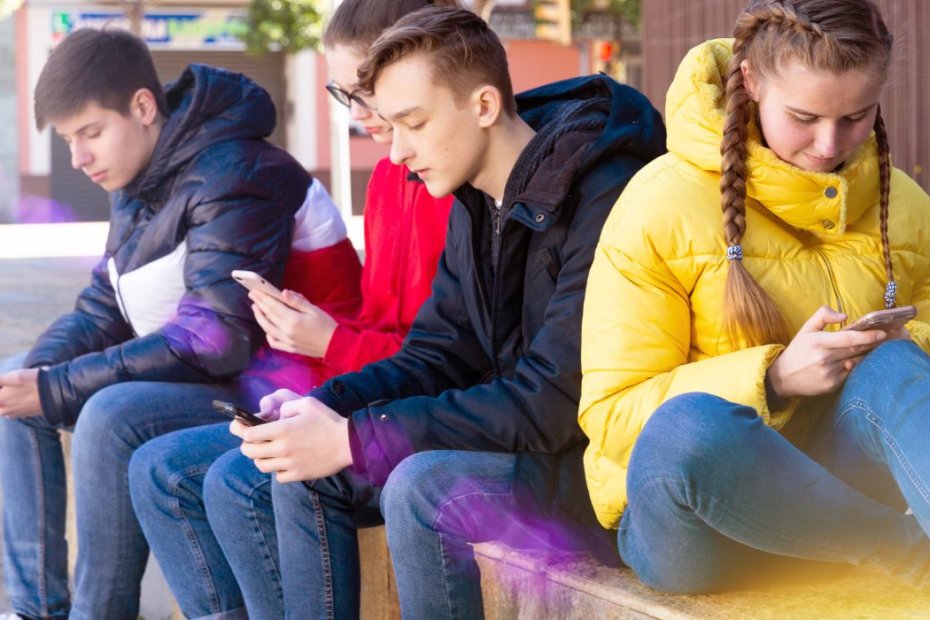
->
xmin=824 ymin=186 xmax=838 ymax=199
xmin=822 ymin=220 xmax=836 ymax=230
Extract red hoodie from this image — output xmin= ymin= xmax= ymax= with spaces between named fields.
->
xmin=324 ymin=158 xmax=453 ymax=373
xmin=251 ymin=158 xmax=452 ymax=393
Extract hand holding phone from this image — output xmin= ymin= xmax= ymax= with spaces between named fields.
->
xmin=842 ymin=305 xmax=916 ymax=332
xmin=231 ymin=270 xmax=285 ymax=302
xmin=212 ymin=400 xmax=268 ymax=427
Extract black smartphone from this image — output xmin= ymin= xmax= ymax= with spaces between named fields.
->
xmin=212 ymin=400 xmax=268 ymax=427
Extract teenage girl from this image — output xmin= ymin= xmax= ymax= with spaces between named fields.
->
xmin=580 ymin=0 xmax=930 ymax=593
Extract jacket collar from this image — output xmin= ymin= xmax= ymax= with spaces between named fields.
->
xmin=745 ymin=132 xmax=879 ymax=237
xmin=666 ymin=38 xmax=880 ymax=238
xmin=123 ymin=64 xmax=277 ymax=205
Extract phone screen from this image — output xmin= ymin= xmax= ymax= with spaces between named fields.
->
xmin=211 ymin=400 xmax=268 ymax=426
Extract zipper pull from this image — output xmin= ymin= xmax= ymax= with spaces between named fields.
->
xmin=494 ymin=209 xmax=502 ymax=235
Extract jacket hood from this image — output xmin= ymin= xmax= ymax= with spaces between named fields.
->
xmin=127 ymin=64 xmax=277 ymax=200
xmin=497 ymin=75 xmax=665 ymax=217
xmin=666 ymin=39 xmax=880 ymax=236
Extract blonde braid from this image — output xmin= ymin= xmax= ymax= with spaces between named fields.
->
xmin=719 ymin=6 xmax=793 ymax=347
xmin=873 ymin=107 xmax=896 ymax=307
xmin=722 ymin=0 xmax=897 ymax=336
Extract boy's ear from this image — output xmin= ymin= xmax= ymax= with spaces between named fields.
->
xmin=473 ymin=85 xmax=503 ymax=129
xmin=130 ymin=88 xmax=160 ymax=126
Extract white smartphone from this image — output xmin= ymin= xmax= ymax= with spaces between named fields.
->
xmin=842 ymin=305 xmax=917 ymax=332
xmin=231 ymin=270 xmax=286 ymax=301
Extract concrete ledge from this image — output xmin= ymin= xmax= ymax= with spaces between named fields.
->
xmin=474 ymin=542 xmax=930 ymax=619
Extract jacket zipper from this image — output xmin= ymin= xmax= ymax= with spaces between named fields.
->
xmin=470 ymin=204 xmax=500 ymax=376
xmin=468 ymin=209 xmax=493 ymax=327
xmin=488 ymin=203 xmax=505 ymax=374
xmin=111 ymin=202 xmax=152 ymax=338
xmin=818 ymin=251 xmax=845 ymax=317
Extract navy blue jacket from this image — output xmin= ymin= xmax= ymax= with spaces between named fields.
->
xmin=309 ymin=75 xmax=666 ymax=529
xmin=26 ymin=64 xmax=309 ymax=426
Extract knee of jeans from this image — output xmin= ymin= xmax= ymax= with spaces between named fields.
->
xmin=631 ymin=393 xmax=755 ymax=478
xmin=203 ymin=449 xmax=256 ymax=508
xmin=640 ymin=393 xmax=744 ymax=449
xmin=128 ymin=439 xmax=172 ymax=506
xmin=380 ymin=452 xmax=449 ymax=523
xmin=856 ymin=339 xmax=926 ymax=375
xmin=72 ymin=384 xmax=143 ymax=460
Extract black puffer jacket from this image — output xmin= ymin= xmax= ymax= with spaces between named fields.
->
xmin=26 ymin=64 xmax=309 ymax=426
xmin=309 ymin=75 xmax=666 ymax=531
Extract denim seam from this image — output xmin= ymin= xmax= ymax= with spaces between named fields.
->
xmin=852 ymin=402 xmax=930 ymax=513
xmin=167 ymin=469 xmax=223 ymax=614
xmin=28 ymin=423 xmax=51 ymax=618
xmin=835 ymin=399 xmax=885 ymax=460
xmin=436 ymin=531 xmax=458 ymax=620
xmin=432 ymin=489 xmax=510 ymax=620
xmin=245 ymin=483 xmax=283 ymax=599
xmin=806 ymin=402 xmax=870 ymax=458
xmin=308 ymin=488 xmax=335 ymax=620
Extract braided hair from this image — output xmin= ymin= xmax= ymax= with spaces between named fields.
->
xmin=720 ymin=0 xmax=894 ymax=347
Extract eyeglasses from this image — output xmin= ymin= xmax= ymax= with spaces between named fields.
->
xmin=325 ymin=81 xmax=371 ymax=110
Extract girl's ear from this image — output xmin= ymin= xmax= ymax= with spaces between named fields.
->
xmin=740 ymin=60 xmax=760 ymax=102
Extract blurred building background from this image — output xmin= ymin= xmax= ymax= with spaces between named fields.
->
xmin=1 ymin=0 xmax=927 ymax=241
xmin=0 ymin=15 xmax=17 ymax=225
xmin=2 ymin=0 xmax=642 ymax=240
xmin=641 ymin=0 xmax=929 ymax=194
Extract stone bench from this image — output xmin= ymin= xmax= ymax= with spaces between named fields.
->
xmin=474 ymin=541 xmax=930 ymax=619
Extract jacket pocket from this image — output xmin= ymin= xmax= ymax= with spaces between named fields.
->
xmin=535 ymin=247 xmax=561 ymax=282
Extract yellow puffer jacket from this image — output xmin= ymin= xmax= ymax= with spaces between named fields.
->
xmin=578 ymin=38 xmax=930 ymax=530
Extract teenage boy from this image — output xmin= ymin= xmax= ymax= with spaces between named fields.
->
xmin=231 ymin=6 xmax=666 ymax=618
xmin=0 ymin=28 xmax=309 ymax=620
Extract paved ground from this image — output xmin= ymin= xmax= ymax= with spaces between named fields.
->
xmin=0 ymin=257 xmax=97 ymax=359
xmin=0 ymin=257 xmax=99 ymax=614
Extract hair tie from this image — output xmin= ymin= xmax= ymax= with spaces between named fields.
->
xmin=884 ymin=280 xmax=897 ymax=309
xmin=726 ymin=244 xmax=743 ymax=261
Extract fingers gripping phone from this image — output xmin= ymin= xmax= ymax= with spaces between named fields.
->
xmin=212 ymin=400 xmax=268 ymax=427
xmin=231 ymin=270 xmax=285 ymax=302
xmin=842 ymin=305 xmax=917 ymax=332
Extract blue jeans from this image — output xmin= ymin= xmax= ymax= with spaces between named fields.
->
xmin=129 ymin=424 xmax=280 ymax=620
xmin=271 ymin=450 xmax=594 ymax=620
xmin=0 ymin=353 xmax=248 ymax=620
xmin=619 ymin=340 xmax=930 ymax=593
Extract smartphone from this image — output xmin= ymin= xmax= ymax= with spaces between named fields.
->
xmin=231 ymin=270 xmax=285 ymax=302
xmin=212 ymin=399 xmax=268 ymax=427
xmin=842 ymin=305 xmax=917 ymax=332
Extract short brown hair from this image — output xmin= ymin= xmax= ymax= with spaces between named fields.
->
xmin=357 ymin=6 xmax=516 ymax=117
xmin=34 ymin=28 xmax=168 ymax=131
xmin=322 ymin=0 xmax=461 ymax=51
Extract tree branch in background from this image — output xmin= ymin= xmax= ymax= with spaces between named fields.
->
xmin=240 ymin=0 xmax=323 ymax=55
